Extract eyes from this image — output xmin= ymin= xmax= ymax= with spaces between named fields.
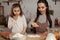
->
xmin=13 ymin=7 xmax=20 ymax=12
xmin=37 ymin=3 xmax=47 ymax=10
xmin=38 ymin=6 xmax=45 ymax=9
xmin=14 ymin=10 xmax=20 ymax=12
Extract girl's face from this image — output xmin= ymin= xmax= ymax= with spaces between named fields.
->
xmin=13 ymin=7 xmax=20 ymax=16
xmin=38 ymin=2 xmax=47 ymax=14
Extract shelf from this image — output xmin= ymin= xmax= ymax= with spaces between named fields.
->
xmin=3 ymin=0 xmax=22 ymax=5
xmin=52 ymin=0 xmax=60 ymax=5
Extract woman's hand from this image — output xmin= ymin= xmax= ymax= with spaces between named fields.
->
xmin=20 ymin=32 xmax=25 ymax=35
xmin=42 ymin=32 xmax=48 ymax=36
xmin=31 ymin=22 xmax=39 ymax=27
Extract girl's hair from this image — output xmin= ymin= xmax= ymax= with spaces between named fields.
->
xmin=34 ymin=0 xmax=52 ymax=28
xmin=10 ymin=3 xmax=23 ymax=17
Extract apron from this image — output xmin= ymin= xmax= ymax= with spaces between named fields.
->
xmin=36 ymin=19 xmax=49 ymax=34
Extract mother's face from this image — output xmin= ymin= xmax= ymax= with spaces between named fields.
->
xmin=38 ymin=2 xmax=47 ymax=14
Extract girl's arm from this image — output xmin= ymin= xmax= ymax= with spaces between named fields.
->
xmin=21 ymin=27 xmax=27 ymax=35
xmin=21 ymin=15 xmax=27 ymax=34
xmin=8 ymin=17 xmax=13 ymax=30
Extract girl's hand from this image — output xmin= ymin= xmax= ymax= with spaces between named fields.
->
xmin=21 ymin=27 xmax=26 ymax=35
xmin=20 ymin=32 xmax=25 ymax=35
xmin=31 ymin=22 xmax=39 ymax=27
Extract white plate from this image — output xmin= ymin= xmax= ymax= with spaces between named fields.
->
xmin=27 ymin=34 xmax=40 ymax=37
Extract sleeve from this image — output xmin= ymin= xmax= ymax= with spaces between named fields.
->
xmin=8 ymin=17 xmax=13 ymax=29
xmin=23 ymin=15 xmax=27 ymax=27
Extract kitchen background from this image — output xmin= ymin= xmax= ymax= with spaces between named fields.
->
xmin=0 ymin=0 xmax=60 ymax=28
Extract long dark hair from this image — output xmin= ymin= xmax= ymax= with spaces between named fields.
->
xmin=34 ymin=0 xmax=52 ymax=28
xmin=10 ymin=3 xmax=23 ymax=17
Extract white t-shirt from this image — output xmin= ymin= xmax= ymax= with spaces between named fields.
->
xmin=8 ymin=15 xmax=27 ymax=33
xmin=38 ymin=14 xmax=47 ymax=23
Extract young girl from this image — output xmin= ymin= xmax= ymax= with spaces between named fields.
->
xmin=8 ymin=3 xmax=27 ymax=40
xmin=31 ymin=0 xmax=52 ymax=35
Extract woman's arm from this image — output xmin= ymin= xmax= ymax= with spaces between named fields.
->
xmin=31 ymin=22 xmax=39 ymax=27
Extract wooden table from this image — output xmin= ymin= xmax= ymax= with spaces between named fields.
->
xmin=26 ymin=34 xmax=46 ymax=40
xmin=0 ymin=32 xmax=46 ymax=40
xmin=0 ymin=32 xmax=11 ymax=40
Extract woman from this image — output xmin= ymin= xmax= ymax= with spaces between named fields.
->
xmin=8 ymin=3 xmax=27 ymax=40
xmin=31 ymin=0 xmax=52 ymax=35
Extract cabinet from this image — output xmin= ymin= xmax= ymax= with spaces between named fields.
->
xmin=0 ymin=6 xmax=4 ymax=22
xmin=3 ymin=0 xmax=22 ymax=5
xmin=0 ymin=6 xmax=4 ymax=16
